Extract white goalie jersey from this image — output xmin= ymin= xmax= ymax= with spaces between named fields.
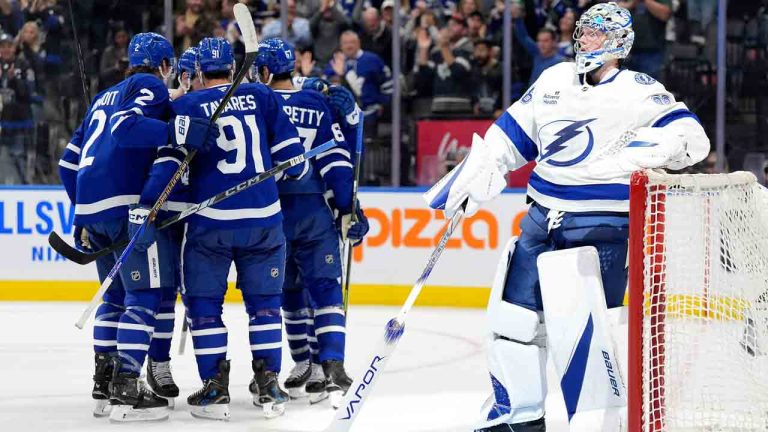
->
xmin=487 ymin=62 xmax=710 ymax=213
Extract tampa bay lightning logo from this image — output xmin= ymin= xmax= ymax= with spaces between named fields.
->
xmin=537 ymin=119 xmax=597 ymax=167
xmin=634 ymin=73 xmax=656 ymax=85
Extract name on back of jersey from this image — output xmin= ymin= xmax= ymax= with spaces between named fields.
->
xmin=199 ymin=94 xmax=257 ymax=117
xmin=282 ymin=105 xmax=325 ymax=127
xmin=92 ymin=90 xmax=119 ymax=110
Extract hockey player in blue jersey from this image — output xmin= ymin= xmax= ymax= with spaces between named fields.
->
xmin=173 ymin=37 xmax=306 ymax=421
xmin=170 ymin=46 xmax=201 ymax=100
xmin=425 ymin=3 xmax=709 ymax=431
xmin=253 ymin=38 xmax=370 ymax=407
xmin=58 ymin=32 xmax=219 ymax=422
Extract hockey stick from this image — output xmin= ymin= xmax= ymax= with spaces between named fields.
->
xmin=73 ymin=3 xmax=258 ymax=329
xmin=66 ymin=0 xmax=89 ymax=106
xmin=52 ymin=140 xmax=335 ymax=266
xmin=178 ymin=313 xmax=189 ymax=355
xmin=341 ymin=117 xmax=364 ymax=315
xmin=325 ymin=204 xmax=466 ymax=431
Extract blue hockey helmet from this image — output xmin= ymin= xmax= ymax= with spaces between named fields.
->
xmin=254 ymin=38 xmax=295 ymax=76
xmin=177 ymin=47 xmax=198 ymax=76
xmin=197 ymin=37 xmax=235 ymax=74
xmin=128 ymin=32 xmax=175 ymax=69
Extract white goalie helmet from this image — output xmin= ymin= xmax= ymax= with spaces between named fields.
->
xmin=573 ymin=2 xmax=634 ymax=74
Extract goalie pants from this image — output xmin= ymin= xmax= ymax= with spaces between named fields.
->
xmin=88 ymin=217 xmax=180 ymax=374
xmin=504 ymin=202 xmax=629 ymax=311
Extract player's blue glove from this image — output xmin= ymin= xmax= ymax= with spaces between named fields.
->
xmin=73 ymin=226 xmax=91 ymax=251
xmin=128 ymin=204 xmax=156 ymax=253
xmin=328 ymin=85 xmax=361 ymax=128
xmin=298 ymin=77 xmax=331 ymax=94
xmin=337 ymin=201 xmax=369 ymax=246
xmin=169 ymin=115 xmax=220 ymax=153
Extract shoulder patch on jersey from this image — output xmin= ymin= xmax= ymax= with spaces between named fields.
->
xmin=521 ymin=86 xmax=535 ymax=104
xmin=634 ymin=73 xmax=656 ymax=85
xmin=651 ymin=94 xmax=671 ymax=105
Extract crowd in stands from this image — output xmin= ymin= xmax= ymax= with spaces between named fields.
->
xmin=0 ymin=0 xmax=765 ymax=186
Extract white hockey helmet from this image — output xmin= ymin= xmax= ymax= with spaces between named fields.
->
xmin=573 ymin=2 xmax=634 ymax=74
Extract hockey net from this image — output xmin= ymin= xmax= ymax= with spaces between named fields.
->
xmin=628 ymin=170 xmax=768 ymax=432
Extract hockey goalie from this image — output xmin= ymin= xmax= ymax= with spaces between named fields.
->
xmin=424 ymin=2 xmax=709 ymax=431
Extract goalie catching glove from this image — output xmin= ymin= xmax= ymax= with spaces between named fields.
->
xmin=424 ymin=133 xmax=509 ymax=218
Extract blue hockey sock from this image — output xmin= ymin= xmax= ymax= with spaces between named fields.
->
xmin=93 ymin=302 xmax=124 ymax=354
xmin=282 ymin=289 xmax=311 ymax=363
xmin=117 ymin=290 xmax=162 ymax=374
xmin=314 ymin=305 xmax=346 ymax=362
xmin=148 ymin=288 xmax=177 ymax=362
xmin=246 ymin=294 xmax=283 ymax=373
xmin=186 ymin=297 xmax=227 ymax=381
xmin=308 ymin=314 xmax=320 ymax=364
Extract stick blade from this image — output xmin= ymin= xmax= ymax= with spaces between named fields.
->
xmin=48 ymin=232 xmax=89 ymax=265
xmin=234 ymin=3 xmax=258 ymax=53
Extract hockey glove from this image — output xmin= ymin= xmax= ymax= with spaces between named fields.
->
xmin=328 ymin=85 xmax=361 ymax=127
xmin=337 ymin=201 xmax=369 ymax=246
xmin=73 ymin=226 xmax=92 ymax=251
xmin=169 ymin=115 xmax=220 ymax=153
xmin=128 ymin=204 xmax=156 ymax=253
xmin=297 ymin=76 xmax=331 ymax=94
xmin=620 ymin=127 xmax=688 ymax=169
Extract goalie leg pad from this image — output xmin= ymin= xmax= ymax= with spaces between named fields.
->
xmin=477 ymin=237 xmax=548 ymax=429
xmin=537 ymin=246 xmax=627 ymax=431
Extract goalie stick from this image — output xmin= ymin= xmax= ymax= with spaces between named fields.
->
xmin=325 ymin=203 xmax=466 ymax=431
xmin=341 ymin=117 xmax=364 ymax=315
xmin=72 ymin=3 xmax=259 ymax=329
xmin=50 ymin=140 xmax=335 ymax=265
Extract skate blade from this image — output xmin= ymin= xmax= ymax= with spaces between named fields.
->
xmin=287 ymin=386 xmax=309 ymax=400
xmin=329 ymin=389 xmax=344 ymax=409
xmin=93 ymin=399 xmax=112 ymax=417
xmin=308 ymin=391 xmax=329 ymax=405
xmin=259 ymin=401 xmax=286 ymax=419
xmin=190 ymin=404 xmax=231 ymax=421
xmin=108 ymin=405 xmax=169 ymax=423
xmin=159 ymin=396 xmax=175 ymax=410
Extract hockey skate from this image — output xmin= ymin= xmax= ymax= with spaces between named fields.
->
xmin=305 ymin=362 xmax=328 ymax=404
xmin=474 ymin=417 xmax=546 ymax=432
xmin=323 ymin=360 xmax=352 ymax=409
xmin=249 ymin=359 xmax=288 ymax=418
xmin=92 ymin=353 xmax=114 ymax=417
xmin=146 ymin=358 xmax=179 ymax=409
xmin=108 ymin=359 xmax=169 ymax=423
xmin=187 ymin=359 xmax=231 ymax=421
xmin=283 ymin=358 xmax=311 ymax=399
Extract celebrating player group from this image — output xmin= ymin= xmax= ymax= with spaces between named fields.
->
xmin=58 ymin=1 xmax=712 ymax=430
xmin=58 ymin=3 xmax=370 ymax=422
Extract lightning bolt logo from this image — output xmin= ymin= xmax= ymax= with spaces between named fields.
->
xmin=539 ymin=118 xmax=597 ymax=167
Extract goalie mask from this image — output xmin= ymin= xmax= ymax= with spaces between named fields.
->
xmin=573 ymin=2 xmax=634 ymax=74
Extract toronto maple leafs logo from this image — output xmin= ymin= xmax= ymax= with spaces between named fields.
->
xmin=537 ymin=119 xmax=597 ymax=167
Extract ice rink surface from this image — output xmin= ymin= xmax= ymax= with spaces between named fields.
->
xmin=0 ymin=302 xmax=571 ymax=432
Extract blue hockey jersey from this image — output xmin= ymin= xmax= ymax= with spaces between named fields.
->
xmin=58 ymin=73 xmax=183 ymax=225
xmin=172 ymin=82 xmax=305 ymax=229
xmin=324 ymin=50 xmax=392 ymax=116
xmin=275 ymin=88 xmax=354 ymax=211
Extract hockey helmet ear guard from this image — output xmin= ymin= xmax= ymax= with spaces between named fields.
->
xmin=573 ymin=2 xmax=634 ymax=74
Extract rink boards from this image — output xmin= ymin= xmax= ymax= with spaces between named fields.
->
xmin=0 ymin=186 xmax=530 ymax=307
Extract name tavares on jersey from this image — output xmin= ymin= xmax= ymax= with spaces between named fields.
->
xmin=200 ymin=94 xmax=258 ymax=117
xmin=282 ymin=105 xmax=325 ymax=127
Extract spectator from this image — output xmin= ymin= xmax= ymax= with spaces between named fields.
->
xmin=467 ymin=11 xmax=487 ymax=40
xmin=0 ymin=0 xmax=23 ymax=36
xmin=294 ymin=45 xmax=324 ymax=77
xmin=414 ymin=15 xmax=474 ymax=113
xmin=470 ymin=38 xmax=502 ymax=116
xmin=98 ymin=28 xmax=130 ymax=91
xmin=175 ymin=0 xmax=218 ymax=50
xmin=458 ymin=0 xmax=481 ymax=18
xmin=620 ymin=0 xmax=672 ymax=79
xmin=16 ymin=20 xmax=43 ymax=89
xmin=0 ymin=33 xmax=34 ymax=184
xmin=324 ymin=30 xmax=392 ymax=135
xmin=512 ymin=4 xmax=564 ymax=85
xmin=403 ymin=6 xmax=439 ymax=73
xmin=379 ymin=0 xmax=400 ymax=29
xmin=687 ymin=0 xmax=717 ymax=45
xmin=309 ymin=0 xmax=350 ymax=65
xmin=262 ymin=0 xmax=313 ymax=48
xmin=359 ymin=7 xmax=392 ymax=67
xmin=557 ymin=8 xmax=576 ymax=58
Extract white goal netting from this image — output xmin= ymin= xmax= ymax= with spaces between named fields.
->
xmin=633 ymin=171 xmax=768 ymax=432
